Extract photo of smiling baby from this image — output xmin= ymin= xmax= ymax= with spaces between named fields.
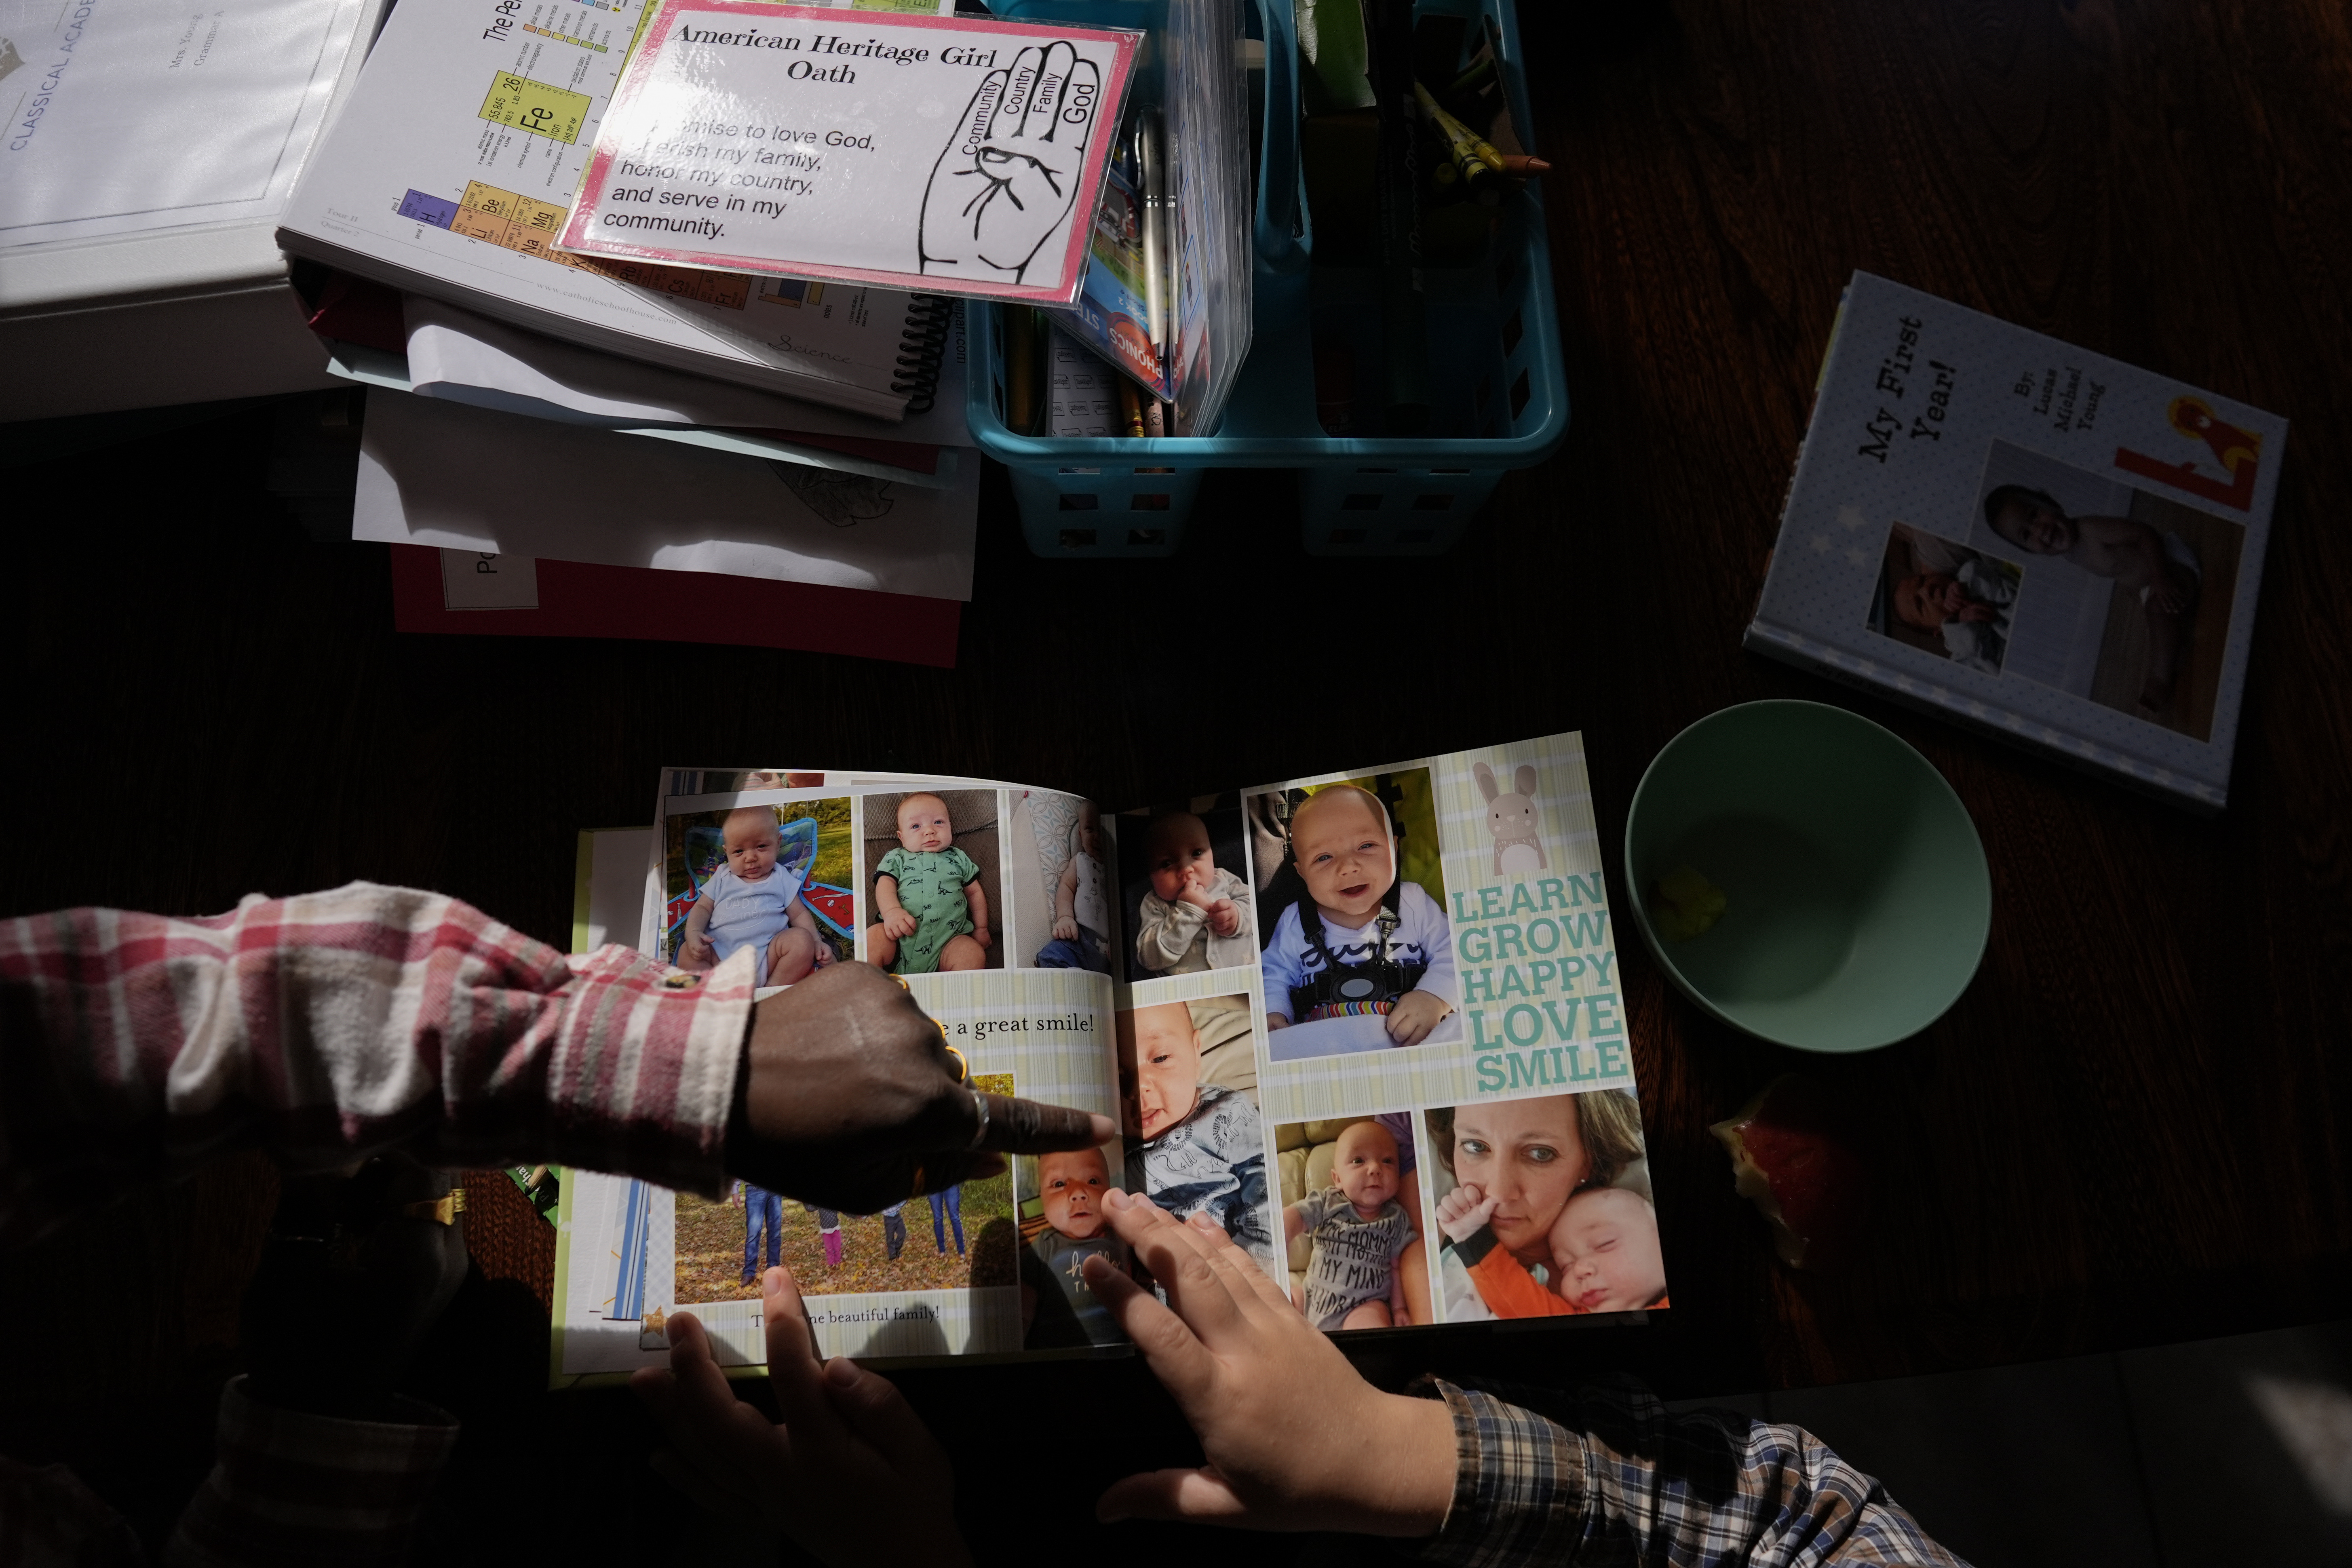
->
xmin=1424 ymin=1089 xmax=1666 ymax=1321
xmin=1247 ymin=772 xmax=1458 ymax=1060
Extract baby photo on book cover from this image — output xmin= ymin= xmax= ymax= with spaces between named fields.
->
xmin=1867 ymin=522 xmax=2025 ymax=678
xmin=862 ymin=789 xmax=1006 ymax=975
xmin=1423 ymin=1089 xmax=1664 ymax=1324
xmin=1275 ymin=1113 xmax=1433 ymax=1332
xmin=1116 ymin=793 xmax=1257 ymax=984
xmin=1968 ymin=440 xmax=2244 ymax=742
xmin=1246 ymin=771 xmax=1461 ymax=1060
xmin=663 ymin=796 xmax=856 ymax=983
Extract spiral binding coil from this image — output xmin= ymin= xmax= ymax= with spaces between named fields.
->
xmin=890 ymin=294 xmax=954 ymax=414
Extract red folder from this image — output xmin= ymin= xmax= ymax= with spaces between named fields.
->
xmin=387 ymin=545 xmax=960 ymax=667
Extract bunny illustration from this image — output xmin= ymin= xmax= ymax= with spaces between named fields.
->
xmin=1474 ymin=761 xmax=1547 ymax=876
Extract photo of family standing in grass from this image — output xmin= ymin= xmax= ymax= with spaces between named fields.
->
xmin=671 ymin=1074 xmax=1021 ymax=1303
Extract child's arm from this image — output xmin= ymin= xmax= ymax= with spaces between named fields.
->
xmin=1053 ymin=860 xmax=1080 ymax=940
xmin=1386 ymin=989 xmax=1452 ymax=1046
xmin=1207 ymin=875 xmax=1254 ymax=940
xmin=1261 ymin=928 xmax=1297 ymax=1028
xmin=1283 ymin=1199 xmax=1309 ymax=1244
xmin=1134 ymin=894 xmax=1207 ymax=972
xmin=1397 ymin=1235 xmax=1430 ymax=1327
xmin=964 ymin=877 xmax=991 ymax=949
xmin=1176 ymin=867 xmax=1220 ymax=912
xmin=874 ymin=874 xmax=918 ymax=939
xmin=2074 ymin=515 xmax=2170 ymax=588
xmin=1387 ymin=889 xmax=1457 ymax=1043
xmin=1434 ymin=1182 xmax=1496 ymax=1246
xmin=679 ymin=892 xmax=718 ymax=968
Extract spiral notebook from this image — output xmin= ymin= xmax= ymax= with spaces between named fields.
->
xmin=276 ymin=0 xmax=951 ymax=418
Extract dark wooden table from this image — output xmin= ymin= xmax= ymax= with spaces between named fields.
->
xmin=5 ymin=0 xmax=2348 ymax=1558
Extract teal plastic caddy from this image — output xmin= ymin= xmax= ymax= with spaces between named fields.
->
xmin=968 ymin=0 xmax=1569 ymax=556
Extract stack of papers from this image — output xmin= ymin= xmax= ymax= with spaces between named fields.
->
xmin=340 ymin=297 xmax=979 ymax=664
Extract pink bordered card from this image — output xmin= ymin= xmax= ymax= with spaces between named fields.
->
xmin=557 ymin=4 xmax=1141 ymax=306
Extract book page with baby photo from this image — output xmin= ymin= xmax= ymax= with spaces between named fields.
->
xmin=551 ymin=767 xmax=1130 ymax=1381
xmin=1105 ymin=732 xmax=1668 ymax=1337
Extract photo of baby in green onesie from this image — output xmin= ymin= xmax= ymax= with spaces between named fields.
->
xmin=864 ymin=790 xmax=1000 ymax=974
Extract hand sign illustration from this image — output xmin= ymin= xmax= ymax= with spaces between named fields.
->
xmin=919 ymin=40 xmax=1101 ymax=285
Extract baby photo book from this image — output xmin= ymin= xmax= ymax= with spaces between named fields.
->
xmin=550 ymin=734 xmax=1667 ymax=1380
xmin=1747 ymin=271 xmax=2287 ymax=811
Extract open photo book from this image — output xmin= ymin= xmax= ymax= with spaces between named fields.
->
xmin=552 ymin=733 xmax=1662 ymax=1382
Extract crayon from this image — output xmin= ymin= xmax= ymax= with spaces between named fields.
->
xmin=1005 ymin=307 xmax=1039 ymax=434
xmin=1116 ymin=379 xmax=1145 ymax=437
xmin=1141 ymin=396 xmax=1167 ymax=437
xmin=1413 ymin=82 xmax=1502 ymax=204
xmin=1499 ymin=154 xmax=1550 ymax=177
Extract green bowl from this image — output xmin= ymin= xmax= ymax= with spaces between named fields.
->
xmin=1623 ymin=701 xmax=1991 ymax=1053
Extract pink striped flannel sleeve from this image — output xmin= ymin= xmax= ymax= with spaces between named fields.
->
xmin=0 ymin=881 xmax=756 ymax=1246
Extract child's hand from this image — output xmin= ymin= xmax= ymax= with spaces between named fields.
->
xmin=1053 ymin=915 xmax=1078 ymax=941
xmin=1434 ymin=1182 xmax=1496 ymax=1246
xmin=1177 ymin=867 xmax=1217 ymax=910
xmin=1082 ymin=1191 xmax=1455 ymax=1536
xmin=2150 ymin=570 xmax=2192 ymax=614
xmin=973 ymin=925 xmax=992 ymax=949
xmin=633 ymin=1272 xmax=973 ymax=1566
xmin=1384 ymin=990 xmax=1450 ymax=1046
xmin=884 ymin=908 xmax=920 ymax=940
xmin=1954 ymin=599 xmax=1996 ymax=624
xmin=1265 ymin=1012 xmax=1290 ymax=1031
xmin=680 ymin=933 xmax=717 ymax=970
xmin=1206 ymin=897 xmax=1240 ymax=938
xmin=811 ymin=941 xmax=835 ymax=969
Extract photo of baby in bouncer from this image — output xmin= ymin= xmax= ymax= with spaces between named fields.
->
xmin=664 ymin=797 xmax=856 ymax=984
xmin=1424 ymin=1088 xmax=1666 ymax=1322
xmin=1969 ymin=440 xmax=2244 ymax=740
xmin=1245 ymin=769 xmax=1459 ymax=1061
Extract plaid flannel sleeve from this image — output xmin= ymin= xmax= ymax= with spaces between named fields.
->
xmin=1412 ymin=1377 xmax=1973 ymax=1567
xmin=0 ymin=882 xmax=755 ymax=1246
xmin=163 ymin=1377 xmax=458 ymax=1568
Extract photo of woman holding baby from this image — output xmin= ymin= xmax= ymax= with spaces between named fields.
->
xmin=1423 ymin=1089 xmax=1667 ymax=1321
